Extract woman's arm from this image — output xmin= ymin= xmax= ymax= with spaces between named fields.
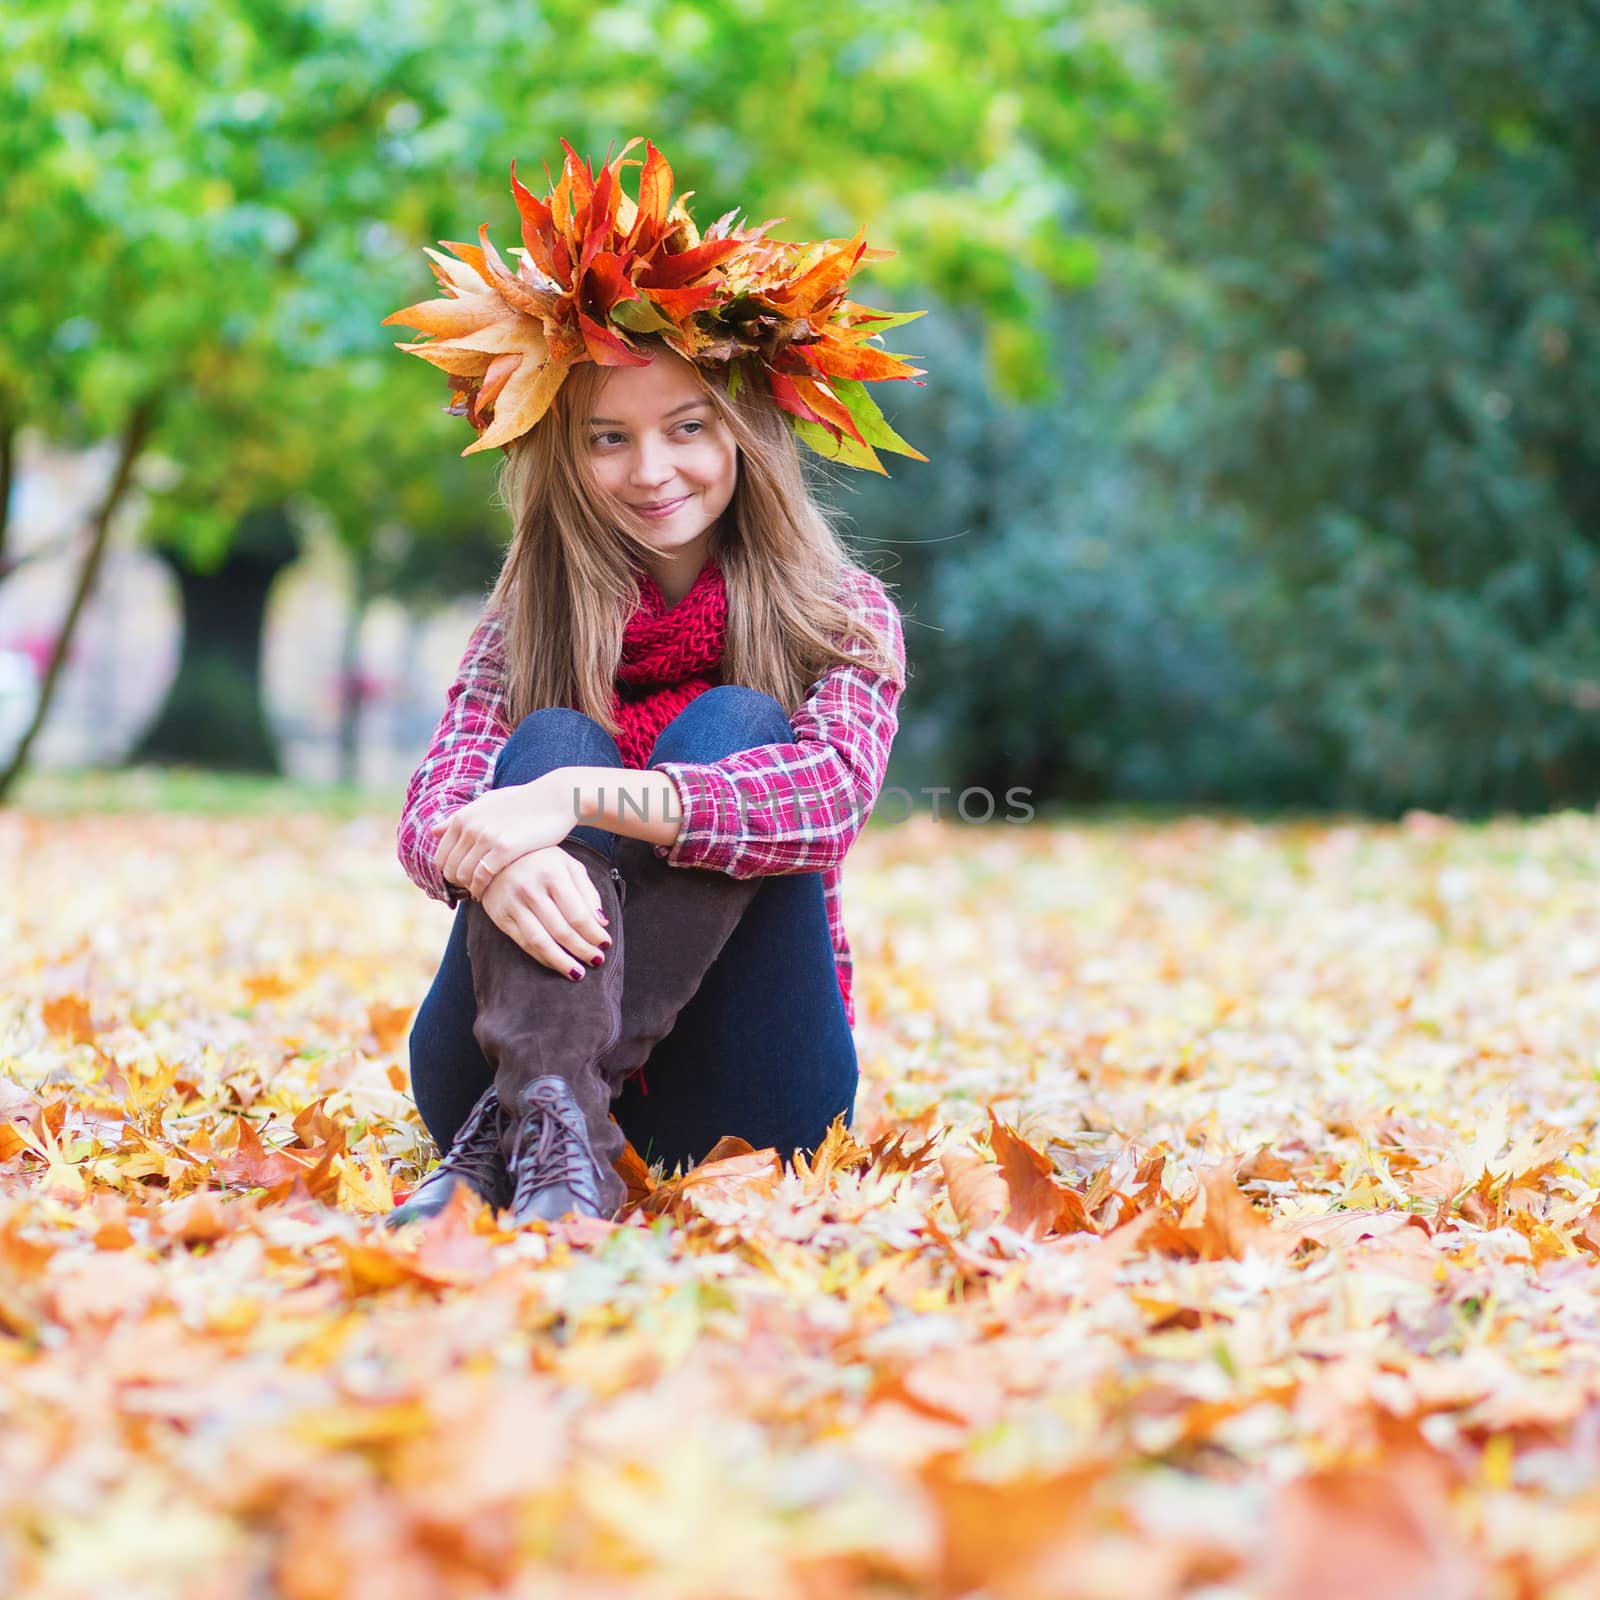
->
xmin=648 ymin=568 xmax=906 ymax=879
xmin=396 ymin=613 xmax=512 ymax=904
xmin=558 ymin=767 xmax=685 ymax=848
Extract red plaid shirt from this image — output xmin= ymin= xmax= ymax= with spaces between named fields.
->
xmin=396 ymin=565 xmax=906 ymax=1028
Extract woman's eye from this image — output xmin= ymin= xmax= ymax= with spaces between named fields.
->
xmin=590 ymin=422 xmax=702 ymax=447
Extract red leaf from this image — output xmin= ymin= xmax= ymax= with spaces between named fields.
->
xmin=585 ymin=251 xmax=641 ymax=314
xmin=552 ymin=138 xmax=595 ymax=225
xmin=797 ymin=335 xmax=924 ymax=384
xmin=628 ymin=140 xmax=676 ymax=250
xmin=508 ymin=159 xmax=558 ymax=278
xmin=214 ymin=1117 xmax=343 ymax=1203
xmin=766 ymin=368 xmax=832 ymax=430
xmin=638 ymin=235 xmax=748 ymax=290
xmin=576 ymin=160 xmax=617 ymax=283
xmin=643 ymin=284 xmax=721 ymax=322
xmin=578 ymin=312 xmax=651 ymax=367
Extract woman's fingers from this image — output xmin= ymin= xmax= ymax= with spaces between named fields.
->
xmin=488 ymin=899 xmax=581 ymax=978
xmin=437 ymin=826 xmax=472 ymax=891
xmin=476 ymin=846 xmax=614 ymax=979
xmin=569 ymin=858 xmax=612 ymax=943
xmin=572 ymin=857 xmax=608 ymax=924
xmin=546 ymin=872 xmax=611 ymax=966
xmin=524 ymin=888 xmax=605 ymax=971
xmin=431 ymin=823 xmax=457 ymax=881
xmin=454 ymin=835 xmax=506 ymax=899
xmin=467 ymin=850 xmax=499 ymax=901
xmin=449 ymin=835 xmax=534 ymax=902
xmin=432 ymin=807 xmax=488 ymax=892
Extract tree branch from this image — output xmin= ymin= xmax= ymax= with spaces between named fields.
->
xmin=0 ymin=402 xmax=14 ymax=571
xmin=0 ymin=397 xmax=160 ymax=801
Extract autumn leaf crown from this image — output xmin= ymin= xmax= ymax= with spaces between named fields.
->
xmin=381 ymin=137 xmax=928 ymax=474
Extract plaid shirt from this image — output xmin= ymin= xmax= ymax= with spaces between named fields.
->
xmin=396 ymin=565 xmax=906 ymax=1028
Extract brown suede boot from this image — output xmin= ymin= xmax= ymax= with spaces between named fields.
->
xmin=385 ymin=1083 xmax=510 ymax=1228
xmin=467 ymin=838 xmax=629 ymax=1223
xmin=594 ymin=834 xmax=761 ymax=1086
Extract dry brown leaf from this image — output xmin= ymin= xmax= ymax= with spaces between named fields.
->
xmin=1144 ymin=1167 xmax=1300 ymax=1262
xmin=641 ymin=1140 xmax=785 ymax=1218
xmin=987 ymin=1111 xmax=1068 ymax=1237
xmin=940 ymin=1146 xmax=1008 ymax=1231
xmin=41 ymin=992 xmax=95 ymax=1045
xmin=366 ymin=1000 xmax=414 ymax=1056
xmin=922 ymin=1452 xmax=1100 ymax=1597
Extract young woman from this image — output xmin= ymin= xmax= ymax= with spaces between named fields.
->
xmin=381 ymin=138 xmax=922 ymax=1226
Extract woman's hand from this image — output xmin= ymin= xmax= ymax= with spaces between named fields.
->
xmin=479 ymin=846 xmax=613 ymax=978
xmin=430 ymin=775 xmax=580 ymax=901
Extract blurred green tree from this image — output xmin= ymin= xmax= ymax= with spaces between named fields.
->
xmin=1135 ymin=0 xmax=1600 ymax=812
xmin=836 ymin=292 xmax=1300 ymax=811
xmin=0 ymin=0 xmax=1148 ymax=791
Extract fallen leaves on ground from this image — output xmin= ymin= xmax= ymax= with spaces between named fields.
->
xmin=4 ymin=805 xmax=1600 ymax=1597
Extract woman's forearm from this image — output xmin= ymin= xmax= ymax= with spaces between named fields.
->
xmin=553 ymin=765 xmax=684 ymax=848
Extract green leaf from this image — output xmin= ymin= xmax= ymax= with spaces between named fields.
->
xmin=829 ymin=377 xmax=927 ymax=461
xmin=791 ymin=417 xmax=886 ymax=474
xmin=846 ymin=305 xmax=927 ymax=336
xmin=611 ymin=296 xmax=678 ymax=335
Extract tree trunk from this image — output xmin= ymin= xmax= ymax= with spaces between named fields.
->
xmin=131 ymin=505 xmax=299 ymax=772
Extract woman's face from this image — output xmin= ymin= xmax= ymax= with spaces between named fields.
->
xmin=587 ymin=352 xmax=738 ymax=564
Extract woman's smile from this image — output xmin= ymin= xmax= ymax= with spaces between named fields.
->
xmin=633 ymin=493 xmax=692 ymax=518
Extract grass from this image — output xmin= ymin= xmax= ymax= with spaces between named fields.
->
xmin=11 ymin=765 xmax=391 ymax=819
xmin=11 ymin=762 xmax=1561 ymax=841
xmin=15 ymin=766 xmax=1290 ymax=830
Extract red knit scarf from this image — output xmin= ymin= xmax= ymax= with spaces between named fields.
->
xmin=610 ymin=555 xmax=728 ymax=768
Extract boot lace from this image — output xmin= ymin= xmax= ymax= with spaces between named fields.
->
xmin=507 ymin=1077 xmax=604 ymax=1215
xmin=435 ymin=1085 xmax=512 ymax=1208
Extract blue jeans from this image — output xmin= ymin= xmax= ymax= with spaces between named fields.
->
xmin=407 ymin=687 xmax=859 ymax=1172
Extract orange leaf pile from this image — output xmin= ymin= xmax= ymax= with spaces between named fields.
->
xmin=6 ymin=803 xmax=1600 ymax=1594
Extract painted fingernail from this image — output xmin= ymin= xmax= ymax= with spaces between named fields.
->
xmin=568 ymin=967 xmax=584 ymax=981
xmin=590 ymin=954 xmax=605 ymax=967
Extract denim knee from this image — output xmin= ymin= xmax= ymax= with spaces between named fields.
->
xmin=650 ymin=686 xmax=792 ymax=765
xmin=493 ymin=707 xmax=622 ymax=789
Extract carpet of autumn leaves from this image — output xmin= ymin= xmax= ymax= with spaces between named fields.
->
xmin=5 ymin=802 xmax=1600 ymax=1599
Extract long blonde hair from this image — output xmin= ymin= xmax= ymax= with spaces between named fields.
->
xmin=485 ymin=339 xmax=904 ymax=736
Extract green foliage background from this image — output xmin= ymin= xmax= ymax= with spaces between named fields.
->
xmin=3 ymin=0 xmax=1596 ymax=813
